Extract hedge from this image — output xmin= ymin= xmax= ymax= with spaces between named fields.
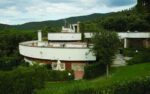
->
xmin=122 ymin=48 xmax=137 ymax=57
xmin=123 ymin=48 xmax=150 ymax=57
xmin=68 ymin=76 xmax=150 ymax=94
xmin=84 ymin=63 xmax=106 ymax=79
xmin=0 ymin=66 xmax=47 ymax=94
xmin=0 ymin=66 xmax=74 ymax=94
xmin=127 ymin=51 xmax=150 ymax=65
xmin=47 ymin=70 xmax=74 ymax=81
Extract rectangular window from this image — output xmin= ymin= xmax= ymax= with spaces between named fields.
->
xmin=52 ymin=62 xmax=65 ymax=71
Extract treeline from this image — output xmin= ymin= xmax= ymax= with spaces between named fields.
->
xmin=0 ymin=30 xmax=36 ymax=70
xmin=80 ymin=9 xmax=150 ymax=32
xmin=80 ymin=0 xmax=150 ymax=32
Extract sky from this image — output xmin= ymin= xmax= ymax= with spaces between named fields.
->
xmin=0 ymin=0 xmax=137 ymax=25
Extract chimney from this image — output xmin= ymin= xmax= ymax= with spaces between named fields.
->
xmin=77 ymin=21 xmax=80 ymax=32
xmin=38 ymin=30 xmax=42 ymax=42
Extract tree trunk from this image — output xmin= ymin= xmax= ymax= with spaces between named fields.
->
xmin=106 ymin=64 xmax=109 ymax=77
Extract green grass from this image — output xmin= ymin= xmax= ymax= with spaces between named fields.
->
xmin=36 ymin=63 xmax=150 ymax=94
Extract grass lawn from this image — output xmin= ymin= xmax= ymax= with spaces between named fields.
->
xmin=36 ymin=63 xmax=150 ymax=94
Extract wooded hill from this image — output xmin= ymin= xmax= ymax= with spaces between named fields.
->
xmin=0 ymin=13 xmax=112 ymax=31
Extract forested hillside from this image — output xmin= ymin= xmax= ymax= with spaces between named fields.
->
xmin=1 ymin=9 xmax=150 ymax=32
xmin=11 ymin=13 xmax=112 ymax=31
xmin=1 ymin=1 xmax=150 ymax=32
xmin=81 ymin=10 xmax=150 ymax=32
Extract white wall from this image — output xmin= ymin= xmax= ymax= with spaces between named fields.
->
xmin=38 ymin=31 xmax=42 ymax=41
xmin=61 ymin=26 xmax=75 ymax=33
xmin=48 ymin=33 xmax=82 ymax=41
xmin=19 ymin=44 xmax=96 ymax=61
xmin=84 ymin=32 xmax=150 ymax=39
xmin=118 ymin=32 xmax=150 ymax=39
xmin=84 ymin=33 xmax=94 ymax=38
xmin=65 ymin=43 xmax=87 ymax=48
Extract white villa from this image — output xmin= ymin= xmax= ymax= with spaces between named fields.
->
xmin=19 ymin=23 xmax=150 ymax=79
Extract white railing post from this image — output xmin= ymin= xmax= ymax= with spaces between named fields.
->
xmin=124 ymin=38 xmax=128 ymax=48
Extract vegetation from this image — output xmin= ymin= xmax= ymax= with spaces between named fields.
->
xmin=127 ymin=49 xmax=150 ymax=65
xmin=92 ymin=31 xmax=120 ymax=76
xmin=36 ymin=63 xmax=150 ymax=94
xmin=123 ymin=48 xmax=137 ymax=57
xmin=0 ymin=66 xmax=47 ymax=94
xmin=0 ymin=30 xmax=36 ymax=70
xmin=0 ymin=65 xmax=74 ymax=94
xmin=11 ymin=13 xmax=110 ymax=31
xmin=136 ymin=0 xmax=150 ymax=13
xmin=46 ymin=70 xmax=74 ymax=81
xmin=84 ymin=63 xmax=106 ymax=79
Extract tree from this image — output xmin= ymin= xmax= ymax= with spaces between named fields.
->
xmin=92 ymin=31 xmax=120 ymax=77
xmin=137 ymin=0 xmax=150 ymax=13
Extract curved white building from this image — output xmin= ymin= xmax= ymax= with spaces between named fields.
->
xmin=19 ymin=23 xmax=150 ymax=80
xmin=19 ymin=23 xmax=96 ymax=80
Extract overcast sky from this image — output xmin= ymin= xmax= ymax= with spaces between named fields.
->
xmin=0 ymin=0 xmax=137 ymax=25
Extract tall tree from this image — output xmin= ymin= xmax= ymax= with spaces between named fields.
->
xmin=92 ymin=31 xmax=120 ymax=77
xmin=137 ymin=0 xmax=150 ymax=12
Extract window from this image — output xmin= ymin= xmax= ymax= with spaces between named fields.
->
xmin=52 ymin=62 xmax=65 ymax=71
xmin=72 ymin=63 xmax=85 ymax=71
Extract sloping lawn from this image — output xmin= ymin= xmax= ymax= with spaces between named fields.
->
xmin=36 ymin=63 xmax=150 ymax=94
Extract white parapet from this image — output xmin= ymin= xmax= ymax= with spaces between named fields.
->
xmin=48 ymin=33 xmax=82 ymax=41
xmin=84 ymin=32 xmax=150 ymax=39
xmin=61 ymin=26 xmax=75 ymax=33
xmin=118 ymin=32 xmax=150 ymax=39
xmin=37 ymin=41 xmax=48 ymax=47
xmin=84 ymin=33 xmax=94 ymax=38
xmin=19 ymin=41 xmax=96 ymax=61
xmin=65 ymin=43 xmax=87 ymax=48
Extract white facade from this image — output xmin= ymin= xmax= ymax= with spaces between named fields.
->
xmin=84 ymin=33 xmax=94 ymax=38
xmin=61 ymin=24 xmax=78 ymax=33
xmin=48 ymin=33 xmax=82 ymax=41
xmin=118 ymin=32 xmax=150 ymax=39
xmin=19 ymin=42 xmax=96 ymax=61
xmin=65 ymin=43 xmax=87 ymax=48
xmin=38 ymin=30 xmax=42 ymax=41
xmin=61 ymin=26 xmax=75 ymax=33
xmin=84 ymin=32 xmax=150 ymax=39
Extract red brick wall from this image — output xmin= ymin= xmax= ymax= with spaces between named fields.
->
xmin=65 ymin=63 xmax=72 ymax=70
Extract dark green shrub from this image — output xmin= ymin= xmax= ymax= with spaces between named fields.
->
xmin=127 ymin=51 xmax=150 ymax=65
xmin=123 ymin=48 xmax=150 ymax=57
xmin=47 ymin=70 xmax=74 ymax=81
xmin=84 ymin=63 xmax=106 ymax=79
xmin=0 ymin=66 xmax=74 ymax=94
xmin=69 ymin=76 xmax=150 ymax=94
xmin=0 ymin=66 xmax=47 ymax=94
xmin=123 ymin=48 xmax=137 ymax=57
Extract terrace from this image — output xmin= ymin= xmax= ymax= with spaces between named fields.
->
xmin=19 ymin=41 xmax=92 ymax=48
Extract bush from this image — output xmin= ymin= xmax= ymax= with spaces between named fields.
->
xmin=47 ymin=70 xmax=74 ymax=81
xmin=123 ymin=48 xmax=150 ymax=57
xmin=0 ymin=66 xmax=47 ymax=94
xmin=0 ymin=66 xmax=74 ymax=94
xmin=127 ymin=51 xmax=150 ymax=65
xmin=69 ymin=76 xmax=150 ymax=94
xmin=84 ymin=63 xmax=106 ymax=79
xmin=123 ymin=48 xmax=137 ymax=57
